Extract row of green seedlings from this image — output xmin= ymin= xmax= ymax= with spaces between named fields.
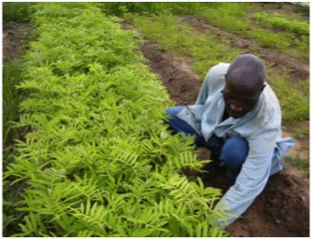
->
xmin=253 ymin=12 xmax=309 ymax=36
xmin=251 ymin=12 xmax=309 ymax=54
xmin=4 ymin=3 xmax=229 ymax=237
xmin=194 ymin=3 xmax=308 ymax=55
xmin=107 ymin=2 xmax=307 ymax=59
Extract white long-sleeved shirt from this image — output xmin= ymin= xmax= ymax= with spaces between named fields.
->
xmin=176 ymin=63 xmax=295 ymax=228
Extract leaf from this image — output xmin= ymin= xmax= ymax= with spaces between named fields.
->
xmin=196 ymin=223 xmax=202 ymax=237
xmin=86 ymin=200 xmax=91 ymax=215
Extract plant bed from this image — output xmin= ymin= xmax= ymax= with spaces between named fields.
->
xmin=4 ymin=3 xmax=229 ymax=237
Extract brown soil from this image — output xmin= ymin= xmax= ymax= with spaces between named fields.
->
xmin=139 ymin=42 xmax=309 ymax=237
xmin=140 ymin=42 xmax=200 ymax=106
xmin=3 ymin=22 xmax=33 ymax=63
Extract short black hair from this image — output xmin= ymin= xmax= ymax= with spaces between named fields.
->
xmin=227 ymin=54 xmax=266 ymax=84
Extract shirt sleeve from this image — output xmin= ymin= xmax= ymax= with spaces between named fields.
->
xmin=195 ymin=73 xmax=209 ymax=105
xmin=211 ymin=127 xmax=278 ymax=229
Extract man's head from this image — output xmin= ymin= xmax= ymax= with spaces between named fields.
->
xmin=223 ymin=54 xmax=266 ymax=118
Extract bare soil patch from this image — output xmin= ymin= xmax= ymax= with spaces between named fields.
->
xmin=140 ymin=42 xmax=200 ymax=105
xmin=284 ymin=120 xmax=309 ymax=160
xmin=180 ymin=15 xmax=309 ymax=82
xmin=3 ymin=22 xmax=33 ymax=63
xmin=140 ymin=41 xmax=309 ymax=237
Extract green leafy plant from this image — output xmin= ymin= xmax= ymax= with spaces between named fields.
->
xmin=4 ymin=3 xmax=229 ymax=237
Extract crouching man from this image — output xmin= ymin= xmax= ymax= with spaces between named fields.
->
xmin=166 ymin=54 xmax=295 ymax=228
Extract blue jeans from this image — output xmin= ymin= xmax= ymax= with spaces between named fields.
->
xmin=166 ymin=106 xmax=249 ymax=181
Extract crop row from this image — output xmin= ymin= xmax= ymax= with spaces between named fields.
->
xmin=4 ymin=3 xmax=228 ymax=237
xmin=253 ymin=12 xmax=309 ymax=36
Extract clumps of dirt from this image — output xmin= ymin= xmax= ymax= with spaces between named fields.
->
xmin=179 ymin=15 xmax=309 ymax=82
xmin=140 ymin=41 xmax=309 ymax=237
xmin=140 ymin=42 xmax=201 ymax=106
xmin=227 ymin=172 xmax=309 ymax=237
xmin=3 ymin=24 xmax=19 ymax=62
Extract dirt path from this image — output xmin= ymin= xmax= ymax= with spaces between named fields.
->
xmin=139 ymin=41 xmax=309 ymax=237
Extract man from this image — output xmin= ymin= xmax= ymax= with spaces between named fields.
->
xmin=166 ymin=54 xmax=295 ymax=228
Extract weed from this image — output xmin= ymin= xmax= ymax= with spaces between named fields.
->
xmin=293 ymin=128 xmax=309 ymax=138
xmin=286 ymin=156 xmax=309 ymax=178
xmin=266 ymin=71 xmax=309 ymax=123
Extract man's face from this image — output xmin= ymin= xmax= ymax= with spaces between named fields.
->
xmin=223 ymin=78 xmax=262 ymax=119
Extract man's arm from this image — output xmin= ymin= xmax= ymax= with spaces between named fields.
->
xmin=211 ymin=127 xmax=278 ymax=229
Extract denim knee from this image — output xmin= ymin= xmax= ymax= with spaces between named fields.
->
xmin=166 ymin=106 xmax=184 ymax=118
xmin=165 ymin=106 xmax=208 ymax=147
xmin=220 ymin=136 xmax=249 ymax=181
